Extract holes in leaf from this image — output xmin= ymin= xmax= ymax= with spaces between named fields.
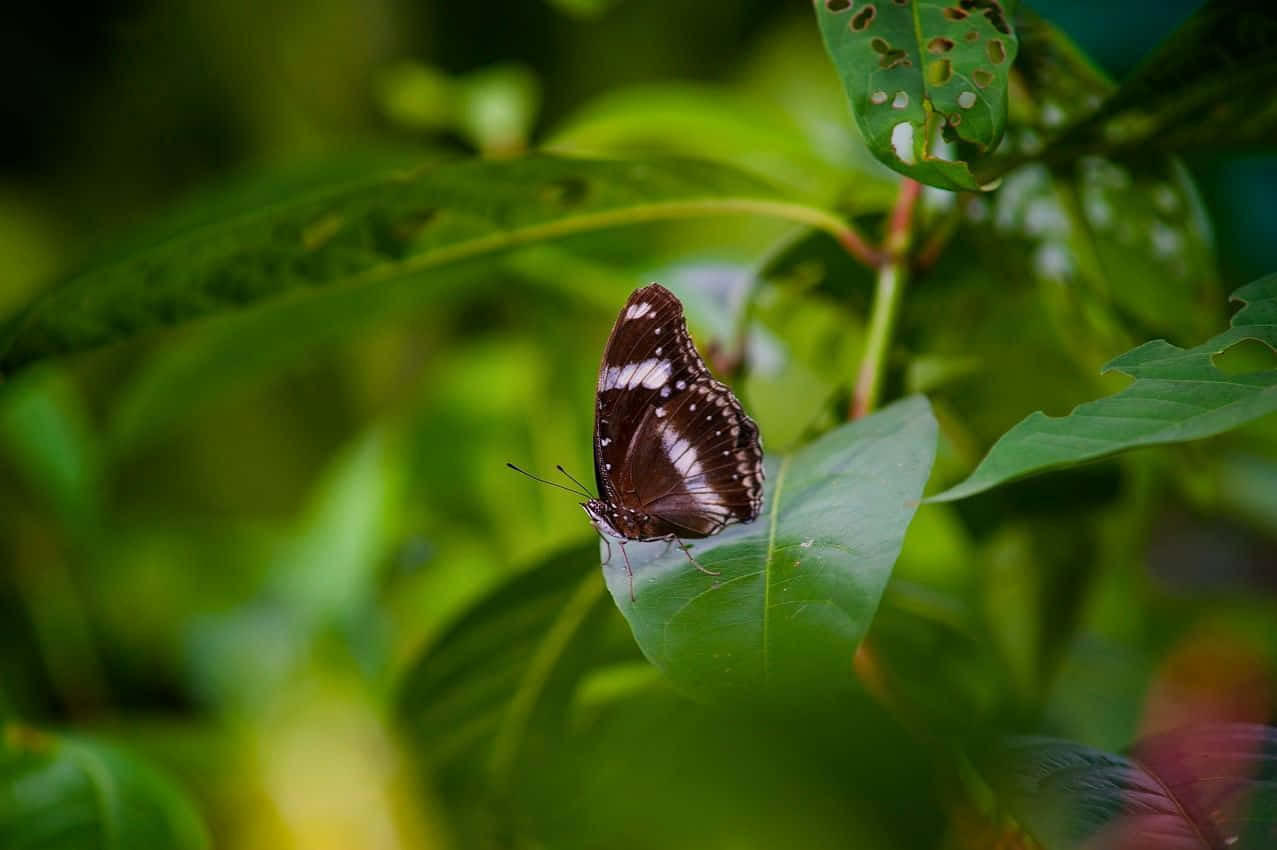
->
xmin=871 ymin=37 xmax=910 ymax=69
xmin=972 ymin=68 xmax=994 ymax=88
xmin=301 ymin=213 xmax=345 ymax=252
xmin=540 ymin=177 xmax=589 ymax=206
xmin=1212 ymin=338 xmax=1277 ymax=376
xmin=891 ymin=122 xmax=916 ymax=163
xmin=943 ymin=7 xmax=968 ymax=20
xmin=927 ymin=37 xmax=954 ymax=54
xmin=891 ymin=0 xmax=909 ymax=4
xmin=965 ymin=29 xmax=980 ymax=42
xmin=927 ymin=59 xmax=952 ymax=85
xmin=851 ymin=5 xmax=876 ymax=30
xmin=891 ymin=91 xmax=909 ymax=109
xmin=948 ymin=113 xmax=962 ymax=126
xmin=370 ymin=209 xmax=439 ymax=259
xmin=957 ymin=91 xmax=977 ymax=109
xmin=870 ymin=90 xmax=889 ymax=105
xmin=825 ymin=0 xmax=851 ymax=11
xmin=987 ymin=38 xmax=1007 ymax=64
xmin=958 ymin=0 xmax=1010 ymax=34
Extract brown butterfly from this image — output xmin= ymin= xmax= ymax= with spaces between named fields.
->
xmin=511 ymin=283 xmax=764 ymax=598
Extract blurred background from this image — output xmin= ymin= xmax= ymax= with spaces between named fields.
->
xmin=2 ymin=1 xmax=1276 ymax=848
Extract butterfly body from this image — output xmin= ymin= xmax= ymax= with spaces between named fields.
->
xmin=586 ymin=283 xmax=764 ymax=559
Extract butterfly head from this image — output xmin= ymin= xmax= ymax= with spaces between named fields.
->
xmin=584 ymin=499 xmax=639 ymax=540
xmin=582 ymin=499 xmax=619 ymax=539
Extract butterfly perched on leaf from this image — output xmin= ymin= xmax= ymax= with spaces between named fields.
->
xmin=512 ymin=283 xmax=764 ymax=597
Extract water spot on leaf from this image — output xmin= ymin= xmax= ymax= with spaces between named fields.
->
xmin=987 ymin=39 xmax=1006 ymax=64
xmin=1150 ymin=222 xmax=1184 ymax=260
xmin=1153 ymin=183 xmax=1180 ymax=214
xmin=1084 ymin=195 xmax=1114 ymax=229
xmin=972 ymin=68 xmax=994 ymax=88
xmin=1034 ymin=242 xmax=1073 ymax=281
xmin=957 ymin=91 xmax=977 ymax=109
xmin=870 ymin=90 xmax=889 ymax=104
xmin=540 ymin=177 xmax=589 ymax=206
xmin=927 ymin=37 xmax=955 ymax=54
xmin=851 ymin=5 xmax=876 ymax=30
xmin=927 ymin=59 xmax=952 ymax=85
xmin=1212 ymin=338 xmax=1277 ymax=376
xmin=1040 ymin=102 xmax=1066 ymax=127
xmin=892 ymin=91 xmax=909 ymax=109
xmin=825 ymin=0 xmax=852 ymax=10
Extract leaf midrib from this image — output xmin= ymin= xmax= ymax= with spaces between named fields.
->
xmin=487 ymin=569 xmax=603 ymax=785
xmin=68 ymin=741 xmax=121 ymax=850
xmin=1128 ymin=753 xmax=1223 ymax=850
xmin=760 ymin=455 xmax=793 ymax=682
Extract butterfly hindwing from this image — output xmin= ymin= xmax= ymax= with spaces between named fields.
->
xmin=593 ymin=283 xmax=763 ymax=540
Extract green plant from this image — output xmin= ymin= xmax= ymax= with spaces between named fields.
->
xmin=1 ymin=1 xmax=1275 ymax=847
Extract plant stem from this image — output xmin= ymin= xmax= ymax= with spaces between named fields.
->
xmin=851 ymin=179 xmax=921 ymax=419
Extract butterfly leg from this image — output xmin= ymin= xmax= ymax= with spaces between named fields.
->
xmin=601 ymin=538 xmax=613 ymax=565
xmin=675 ymin=538 xmax=720 ymax=576
xmin=619 ymin=541 xmax=635 ymax=602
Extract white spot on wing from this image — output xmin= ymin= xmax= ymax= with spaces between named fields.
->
xmin=602 ymin=358 xmax=671 ymax=390
xmin=660 ymin=429 xmax=707 ymax=487
xmin=625 ymin=301 xmax=652 ymax=319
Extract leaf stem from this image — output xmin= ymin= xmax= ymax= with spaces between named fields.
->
xmin=851 ymin=179 xmax=921 ymax=419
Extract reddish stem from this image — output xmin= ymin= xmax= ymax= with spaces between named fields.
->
xmin=837 ymin=226 xmax=885 ymax=268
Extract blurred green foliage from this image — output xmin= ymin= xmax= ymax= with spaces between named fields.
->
xmin=2 ymin=1 xmax=1276 ymax=848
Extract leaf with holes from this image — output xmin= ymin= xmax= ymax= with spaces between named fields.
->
xmin=988 ymin=724 xmax=1277 ymax=849
xmin=0 ymin=155 xmax=853 ymax=376
xmin=0 ymin=726 xmax=209 ymax=850
xmin=604 ymin=396 xmax=936 ymax=705
xmin=933 ymin=274 xmax=1277 ymax=502
xmin=1030 ymin=1 xmax=1277 ymax=166
xmin=814 ymin=0 xmax=1020 ymax=191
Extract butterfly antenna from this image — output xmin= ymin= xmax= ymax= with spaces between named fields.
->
xmin=556 ymin=465 xmax=595 ymax=499
xmin=506 ymin=463 xmax=591 ymax=498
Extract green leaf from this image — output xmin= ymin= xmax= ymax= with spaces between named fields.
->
xmin=814 ymin=0 xmax=1020 ymax=190
xmin=0 ymin=156 xmax=851 ymax=376
xmin=397 ymin=543 xmax=638 ymax=782
xmin=545 ymin=84 xmax=893 ymax=205
xmin=0 ymin=726 xmax=209 ymax=850
xmin=1016 ymin=2 xmax=1277 ymax=169
xmin=933 ymin=274 xmax=1277 ymax=502
xmin=605 ymin=396 xmax=937 ymax=704
xmin=989 ymin=724 xmax=1277 ymax=849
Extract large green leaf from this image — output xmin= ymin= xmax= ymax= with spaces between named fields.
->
xmin=397 ymin=543 xmax=639 ymax=783
xmin=544 ymin=84 xmax=893 ymax=206
xmin=989 ymin=724 xmax=1277 ymax=849
xmin=605 ymin=396 xmax=937 ymax=704
xmin=0 ymin=726 xmax=209 ymax=850
xmin=1003 ymin=1 xmax=1277 ymax=173
xmin=933 ymin=274 xmax=1277 ymax=501
xmin=814 ymin=0 xmax=1020 ymax=190
xmin=0 ymin=156 xmax=851 ymax=375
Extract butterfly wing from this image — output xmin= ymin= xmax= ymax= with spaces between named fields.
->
xmin=593 ymin=283 xmax=763 ymax=539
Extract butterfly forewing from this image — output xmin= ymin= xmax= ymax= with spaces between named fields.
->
xmin=593 ymin=283 xmax=763 ymax=541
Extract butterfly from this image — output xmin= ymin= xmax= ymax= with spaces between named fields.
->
xmin=512 ymin=283 xmax=764 ymax=599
